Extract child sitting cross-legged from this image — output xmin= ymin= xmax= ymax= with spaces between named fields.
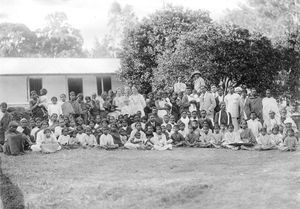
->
xmin=119 ymin=128 xmax=128 ymax=145
xmin=33 ymin=128 xmax=61 ymax=153
xmin=84 ymin=126 xmax=97 ymax=147
xmin=270 ymin=125 xmax=284 ymax=148
xmin=211 ymin=125 xmax=223 ymax=148
xmin=57 ymin=128 xmax=70 ymax=148
xmin=150 ymin=126 xmax=172 ymax=151
xmin=99 ymin=126 xmax=119 ymax=150
xmin=239 ymin=120 xmax=256 ymax=150
xmin=222 ymin=124 xmax=241 ymax=150
xmin=124 ymin=122 xmax=147 ymax=149
xmin=255 ymin=127 xmax=276 ymax=151
xmin=170 ymin=125 xmax=185 ymax=147
xmin=279 ymin=129 xmax=298 ymax=152
xmin=196 ymin=125 xmax=214 ymax=148
xmin=184 ymin=127 xmax=198 ymax=147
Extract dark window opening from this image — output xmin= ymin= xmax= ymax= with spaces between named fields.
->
xmin=68 ymin=78 xmax=83 ymax=97
xmin=96 ymin=77 xmax=102 ymax=96
xmin=29 ymin=78 xmax=42 ymax=95
xmin=103 ymin=77 xmax=112 ymax=93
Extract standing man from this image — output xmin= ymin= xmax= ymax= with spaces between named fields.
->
xmin=244 ymin=88 xmax=263 ymax=123
xmin=174 ymin=76 xmax=186 ymax=94
xmin=262 ymin=89 xmax=280 ymax=123
xmin=199 ymin=86 xmax=216 ymax=121
xmin=191 ymin=71 xmax=205 ymax=93
xmin=224 ymin=85 xmax=241 ymax=131
xmin=0 ymin=102 xmax=13 ymax=146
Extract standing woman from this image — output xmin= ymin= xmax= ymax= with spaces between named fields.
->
xmin=113 ymin=88 xmax=123 ymax=111
xmin=129 ymin=86 xmax=146 ymax=116
xmin=29 ymin=91 xmax=47 ymax=121
xmin=155 ymin=91 xmax=172 ymax=119
xmin=121 ymin=87 xmax=132 ymax=115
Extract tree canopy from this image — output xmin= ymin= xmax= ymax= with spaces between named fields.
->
xmin=119 ymin=6 xmax=212 ymax=93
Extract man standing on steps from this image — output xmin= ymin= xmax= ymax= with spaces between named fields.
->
xmin=224 ymin=85 xmax=241 ymax=131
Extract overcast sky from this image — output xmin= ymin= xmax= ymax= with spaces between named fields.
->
xmin=0 ymin=0 xmax=244 ymax=49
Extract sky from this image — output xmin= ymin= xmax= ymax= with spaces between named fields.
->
xmin=0 ymin=0 xmax=244 ymax=49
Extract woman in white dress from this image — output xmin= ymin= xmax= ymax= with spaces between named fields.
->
xmin=155 ymin=91 xmax=172 ymax=118
xmin=121 ymin=87 xmax=132 ymax=115
xmin=129 ymin=86 xmax=146 ymax=116
xmin=113 ymin=88 xmax=123 ymax=111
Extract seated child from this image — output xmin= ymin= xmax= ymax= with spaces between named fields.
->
xmin=196 ymin=125 xmax=214 ymax=148
xmin=84 ymin=127 xmax=97 ymax=147
xmin=211 ymin=125 xmax=223 ymax=148
xmin=99 ymin=127 xmax=119 ymax=150
xmin=76 ymin=126 xmax=87 ymax=146
xmin=150 ymin=126 xmax=172 ymax=151
xmin=255 ymin=127 xmax=276 ymax=150
xmin=109 ymin=123 xmax=122 ymax=146
xmin=58 ymin=128 xmax=70 ymax=147
xmin=239 ymin=120 xmax=256 ymax=150
xmin=222 ymin=124 xmax=241 ymax=150
xmin=125 ymin=122 xmax=147 ymax=149
xmin=49 ymin=113 xmax=59 ymax=128
xmin=166 ymin=124 xmax=173 ymax=136
xmin=170 ymin=125 xmax=185 ymax=147
xmin=178 ymin=122 xmax=188 ymax=138
xmin=270 ymin=125 xmax=283 ymax=147
xmin=279 ymin=129 xmax=298 ymax=151
xmin=54 ymin=119 xmax=65 ymax=138
xmin=124 ymin=131 xmax=146 ymax=150
xmin=184 ymin=127 xmax=198 ymax=147
xmin=161 ymin=125 xmax=170 ymax=140
xmin=119 ymin=128 xmax=128 ymax=145
xmin=32 ymin=128 xmax=61 ymax=153
xmin=220 ymin=124 xmax=227 ymax=135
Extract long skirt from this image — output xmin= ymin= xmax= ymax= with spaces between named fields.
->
xmin=3 ymin=135 xmax=25 ymax=155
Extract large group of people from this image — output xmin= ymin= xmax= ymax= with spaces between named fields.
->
xmin=0 ymin=71 xmax=299 ymax=156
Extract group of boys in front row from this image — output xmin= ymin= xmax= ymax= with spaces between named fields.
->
xmin=1 ymin=100 xmax=298 ymax=155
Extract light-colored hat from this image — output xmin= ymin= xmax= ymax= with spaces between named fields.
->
xmin=191 ymin=70 xmax=201 ymax=78
xmin=235 ymin=87 xmax=242 ymax=92
xmin=20 ymin=118 xmax=27 ymax=122
xmin=284 ymin=118 xmax=294 ymax=124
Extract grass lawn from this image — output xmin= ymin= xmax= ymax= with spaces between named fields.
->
xmin=1 ymin=148 xmax=300 ymax=209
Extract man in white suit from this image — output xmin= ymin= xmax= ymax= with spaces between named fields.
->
xmin=199 ymin=86 xmax=216 ymax=121
xmin=224 ymin=85 xmax=241 ymax=131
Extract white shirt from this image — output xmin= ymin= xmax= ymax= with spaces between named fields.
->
xmin=85 ymin=134 xmax=97 ymax=146
xmin=76 ymin=133 xmax=87 ymax=146
xmin=225 ymin=93 xmax=241 ymax=118
xmin=99 ymin=134 xmax=115 ymax=146
xmin=48 ymin=103 xmax=62 ymax=116
xmin=58 ymin=135 xmax=70 ymax=145
xmin=247 ymin=119 xmax=262 ymax=138
xmin=262 ymin=97 xmax=280 ymax=121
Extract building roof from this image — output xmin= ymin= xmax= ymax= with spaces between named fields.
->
xmin=0 ymin=58 xmax=120 ymax=75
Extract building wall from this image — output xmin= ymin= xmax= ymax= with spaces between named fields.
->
xmin=0 ymin=74 xmax=124 ymax=107
xmin=0 ymin=76 xmax=27 ymax=105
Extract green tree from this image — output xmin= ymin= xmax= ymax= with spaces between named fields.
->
xmin=0 ymin=23 xmax=37 ymax=57
xmin=119 ymin=6 xmax=212 ymax=93
xmin=155 ymin=24 xmax=282 ymax=94
xmin=222 ymin=0 xmax=300 ymax=40
xmin=36 ymin=12 xmax=84 ymax=57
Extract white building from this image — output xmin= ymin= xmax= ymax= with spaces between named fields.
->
xmin=0 ymin=58 xmax=123 ymax=107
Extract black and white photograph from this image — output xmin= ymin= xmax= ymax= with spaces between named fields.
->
xmin=0 ymin=0 xmax=300 ymax=208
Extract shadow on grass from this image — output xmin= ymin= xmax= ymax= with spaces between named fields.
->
xmin=0 ymin=157 xmax=25 ymax=209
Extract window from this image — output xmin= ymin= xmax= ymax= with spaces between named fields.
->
xmin=103 ymin=76 xmax=112 ymax=92
xmin=29 ymin=78 xmax=42 ymax=94
xmin=96 ymin=77 xmax=102 ymax=95
xmin=68 ymin=78 xmax=83 ymax=96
